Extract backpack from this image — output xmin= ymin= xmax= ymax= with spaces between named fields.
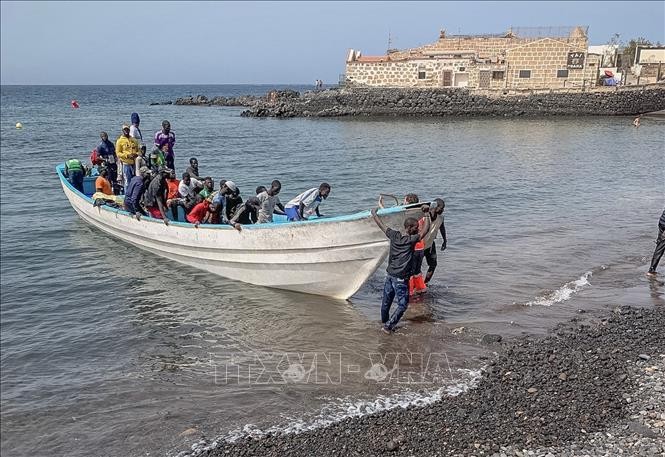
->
xmin=90 ymin=148 xmax=103 ymax=165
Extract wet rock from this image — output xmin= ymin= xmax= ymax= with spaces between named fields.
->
xmin=639 ymin=354 xmax=651 ymax=361
xmin=481 ymin=334 xmax=503 ymax=345
xmin=180 ymin=428 xmax=199 ymax=437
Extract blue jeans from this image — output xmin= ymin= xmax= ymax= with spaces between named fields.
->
xmin=381 ymin=274 xmax=409 ymax=331
xmin=123 ymin=164 xmax=135 ymax=188
xmin=68 ymin=170 xmax=84 ymax=193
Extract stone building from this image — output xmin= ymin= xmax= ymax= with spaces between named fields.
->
xmin=345 ymin=26 xmax=601 ymax=90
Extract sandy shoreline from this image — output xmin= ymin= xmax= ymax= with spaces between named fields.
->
xmin=177 ymin=304 xmax=664 ymax=457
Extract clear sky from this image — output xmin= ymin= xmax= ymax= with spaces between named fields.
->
xmin=1 ymin=1 xmax=663 ymax=85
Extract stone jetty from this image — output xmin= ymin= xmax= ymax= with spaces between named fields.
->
xmin=158 ymin=84 xmax=665 ymax=117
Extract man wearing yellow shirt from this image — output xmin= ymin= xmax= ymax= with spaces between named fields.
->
xmin=116 ymin=124 xmax=140 ymax=188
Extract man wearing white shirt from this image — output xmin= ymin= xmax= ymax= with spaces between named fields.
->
xmin=284 ymin=182 xmax=331 ymax=221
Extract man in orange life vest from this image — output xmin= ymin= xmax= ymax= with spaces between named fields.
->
xmin=410 ymin=198 xmax=447 ymax=294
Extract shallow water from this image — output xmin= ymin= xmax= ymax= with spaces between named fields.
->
xmin=1 ymin=85 xmax=664 ymax=456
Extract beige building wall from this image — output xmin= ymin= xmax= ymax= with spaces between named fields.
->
xmin=505 ymin=38 xmax=599 ymax=89
xmin=344 ymin=27 xmax=599 ymax=90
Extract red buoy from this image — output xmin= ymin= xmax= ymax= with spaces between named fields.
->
xmin=71 ymin=100 xmax=80 ymax=109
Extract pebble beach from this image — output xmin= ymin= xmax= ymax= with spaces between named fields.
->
xmin=184 ymin=304 xmax=664 ymax=457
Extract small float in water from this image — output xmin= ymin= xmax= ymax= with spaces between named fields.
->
xmin=57 ymin=164 xmax=419 ymax=299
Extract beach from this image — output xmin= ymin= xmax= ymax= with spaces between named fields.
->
xmin=194 ymin=305 xmax=665 ymax=457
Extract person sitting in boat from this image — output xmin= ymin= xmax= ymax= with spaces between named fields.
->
xmin=199 ymin=177 xmax=215 ymax=199
xmin=178 ymin=172 xmax=202 ymax=199
xmin=124 ymin=166 xmax=151 ymax=220
xmin=257 ymin=180 xmax=286 ymax=223
xmin=116 ymin=124 xmax=141 ymax=188
xmin=229 ymin=197 xmax=261 ymax=230
xmin=255 ymin=186 xmax=267 ymax=196
xmin=211 ymin=180 xmax=237 ymax=220
xmin=92 ymin=167 xmax=122 ymax=207
xmin=225 ymin=185 xmax=243 ymax=221
xmin=284 ymin=183 xmax=331 ymax=221
xmin=165 ymin=169 xmax=180 ymax=220
xmin=186 ymin=157 xmax=202 ymax=181
xmin=95 ymin=167 xmax=113 ymax=196
xmin=64 ymin=158 xmax=86 ymax=193
xmin=141 ymin=168 xmax=171 ymax=225
xmin=154 ymin=120 xmax=176 ymax=171
xmin=186 ymin=198 xmax=213 ymax=227
xmin=371 ymin=206 xmax=431 ymax=334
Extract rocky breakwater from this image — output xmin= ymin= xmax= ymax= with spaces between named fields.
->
xmin=177 ymin=305 xmax=664 ymax=457
xmin=240 ymin=84 xmax=665 ymax=117
xmin=150 ymin=94 xmax=264 ymax=107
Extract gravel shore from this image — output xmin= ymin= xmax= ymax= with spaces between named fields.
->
xmin=185 ymin=305 xmax=664 ymax=457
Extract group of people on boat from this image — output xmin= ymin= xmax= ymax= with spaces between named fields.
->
xmin=63 ymin=114 xmax=332 ymax=231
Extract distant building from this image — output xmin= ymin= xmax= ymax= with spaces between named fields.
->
xmin=633 ymin=46 xmax=665 ymax=83
xmin=345 ymin=26 xmax=602 ymax=90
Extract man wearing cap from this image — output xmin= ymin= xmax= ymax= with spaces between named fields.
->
xmin=154 ymin=120 xmax=176 ymax=171
xmin=211 ymin=180 xmax=237 ymax=221
xmin=129 ymin=112 xmax=144 ymax=146
xmin=124 ymin=166 xmax=151 ymax=220
xmin=116 ymin=124 xmax=141 ymax=188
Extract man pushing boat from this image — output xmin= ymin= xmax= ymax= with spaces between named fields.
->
xmin=371 ymin=206 xmax=431 ymax=333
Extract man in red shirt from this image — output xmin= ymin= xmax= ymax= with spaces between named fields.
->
xmin=186 ymin=199 xmax=211 ymax=227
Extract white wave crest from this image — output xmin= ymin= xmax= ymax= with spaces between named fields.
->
xmin=189 ymin=368 xmax=483 ymax=454
xmin=525 ymin=271 xmax=592 ymax=307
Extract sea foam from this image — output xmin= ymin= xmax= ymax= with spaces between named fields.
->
xmin=525 ymin=271 xmax=592 ymax=307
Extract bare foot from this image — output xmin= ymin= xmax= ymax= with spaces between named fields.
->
xmin=646 ymin=271 xmax=657 ymax=278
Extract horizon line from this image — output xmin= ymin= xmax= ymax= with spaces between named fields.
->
xmin=0 ymin=82 xmax=319 ymax=87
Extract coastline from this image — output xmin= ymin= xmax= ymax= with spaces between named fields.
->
xmin=155 ymin=84 xmax=665 ymax=118
xmin=180 ymin=304 xmax=665 ymax=457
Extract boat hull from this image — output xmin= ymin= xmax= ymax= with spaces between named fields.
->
xmin=58 ymin=166 xmax=418 ymax=299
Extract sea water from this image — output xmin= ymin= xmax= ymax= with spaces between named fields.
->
xmin=1 ymin=85 xmax=664 ymax=456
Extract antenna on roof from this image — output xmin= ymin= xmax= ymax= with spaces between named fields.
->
xmin=388 ymin=29 xmax=392 ymax=51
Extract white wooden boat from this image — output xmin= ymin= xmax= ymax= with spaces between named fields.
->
xmin=57 ymin=165 xmax=421 ymax=299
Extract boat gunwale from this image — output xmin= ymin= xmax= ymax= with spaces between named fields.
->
xmin=56 ymin=164 xmax=409 ymax=230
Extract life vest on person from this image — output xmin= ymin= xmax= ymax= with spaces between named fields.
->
xmin=66 ymin=158 xmax=83 ymax=171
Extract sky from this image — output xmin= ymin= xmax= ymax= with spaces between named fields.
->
xmin=1 ymin=1 xmax=664 ymax=85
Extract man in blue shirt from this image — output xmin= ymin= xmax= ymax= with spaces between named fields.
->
xmin=124 ymin=167 xmax=151 ymax=220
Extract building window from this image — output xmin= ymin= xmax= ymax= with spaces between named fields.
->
xmin=557 ymin=69 xmax=569 ymax=78
xmin=492 ymin=71 xmax=505 ymax=80
xmin=458 ymin=67 xmax=466 ymax=72
xmin=418 ymin=71 xmax=426 ymax=79
xmin=518 ymin=70 xmax=531 ymax=78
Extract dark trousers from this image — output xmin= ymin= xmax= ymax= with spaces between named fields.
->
xmin=412 ymin=249 xmax=424 ymax=276
xmin=381 ymin=275 xmax=409 ymax=331
xmin=424 ymin=242 xmax=438 ymax=273
xmin=69 ymin=170 xmax=84 ymax=193
xmin=649 ymin=227 xmax=665 ymax=273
